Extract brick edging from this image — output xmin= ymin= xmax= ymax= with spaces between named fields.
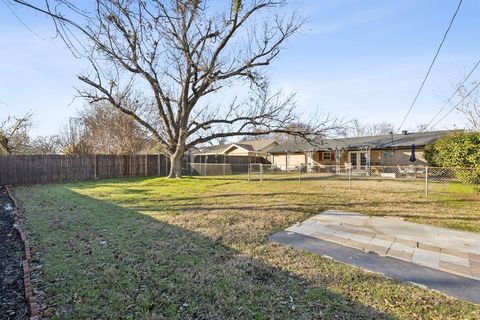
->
xmin=5 ymin=185 xmax=40 ymax=320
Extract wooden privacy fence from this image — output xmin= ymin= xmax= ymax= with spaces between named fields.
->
xmin=187 ymin=154 xmax=269 ymax=164
xmin=0 ymin=154 xmax=170 ymax=186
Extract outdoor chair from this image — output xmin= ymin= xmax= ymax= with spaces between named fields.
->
xmin=397 ymin=165 xmax=419 ymax=178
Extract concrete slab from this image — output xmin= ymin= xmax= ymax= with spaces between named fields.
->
xmin=411 ymin=248 xmax=440 ymax=269
xmin=269 ymin=231 xmax=480 ymax=305
xmin=471 ymin=259 xmax=480 ymax=269
xmin=389 ymin=242 xmax=415 ymax=254
xmin=440 ymin=253 xmax=470 ymax=267
xmin=386 ymin=248 xmax=413 ymax=261
xmin=284 ymin=210 xmax=480 ymax=281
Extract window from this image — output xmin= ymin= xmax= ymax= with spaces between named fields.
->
xmin=350 ymin=152 xmax=357 ymax=166
xmin=322 ymin=152 xmax=332 ymax=161
xmin=360 ymin=152 xmax=367 ymax=166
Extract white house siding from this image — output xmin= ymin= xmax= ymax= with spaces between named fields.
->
xmin=272 ymin=153 xmax=306 ymax=170
xmin=226 ymin=147 xmax=250 ymax=155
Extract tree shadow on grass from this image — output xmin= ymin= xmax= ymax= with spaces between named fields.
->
xmin=21 ymin=186 xmax=397 ymax=320
xmin=132 ymin=196 xmax=480 ymax=223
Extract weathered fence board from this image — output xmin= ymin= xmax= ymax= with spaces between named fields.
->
xmin=187 ymin=154 xmax=268 ymax=164
xmin=0 ymin=154 xmax=267 ymax=185
xmin=0 ymin=154 xmax=169 ymax=186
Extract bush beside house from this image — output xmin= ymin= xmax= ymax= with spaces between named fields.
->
xmin=425 ymin=131 xmax=480 ymax=184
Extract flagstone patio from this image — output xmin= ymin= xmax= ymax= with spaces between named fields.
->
xmin=284 ymin=210 xmax=480 ymax=280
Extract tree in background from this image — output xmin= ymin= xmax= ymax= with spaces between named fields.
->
xmin=79 ymin=100 xmax=156 ymax=154
xmin=455 ymin=81 xmax=480 ymax=130
xmin=58 ymin=118 xmax=93 ymax=155
xmin=239 ymin=121 xmax=341 ymax=144
xmin=425 ymin=131 xmax=480 ymax=184
xmin=11 ymin=0 xmax=344 ymax=177
xmin=348 ymin=119 xmax=394 ymax=137
xmin=414 ymin=123 xmax=430 ymax=132
xmin=56 ymin=99 xmax=157 ymax=155
xmin=27 ymin=135 xmax=62 ymax=154
xmin=0 ymin=112 xmax=33 ymax=155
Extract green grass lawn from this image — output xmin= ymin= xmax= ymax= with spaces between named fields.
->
xmin=14 ymin=177 xmax=480 ymax=319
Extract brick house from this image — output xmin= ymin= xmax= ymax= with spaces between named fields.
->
xmin=267 ymin=130 xmax=455 ymax=171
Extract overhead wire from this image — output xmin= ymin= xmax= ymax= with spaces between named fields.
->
xmin=429 ymin=81 xmax=480 ymax=130
xmin=396 ymin=0 xmax=463 ymax=132
xmin=425 ymin=58 xmax=480 ymax=130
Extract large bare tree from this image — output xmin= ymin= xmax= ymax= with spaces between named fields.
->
xmin=10 ymin=0 xmax=343 ymax=177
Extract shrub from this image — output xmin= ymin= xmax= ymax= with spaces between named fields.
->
xmin=426 ymin=131 xmax=480 ymax=184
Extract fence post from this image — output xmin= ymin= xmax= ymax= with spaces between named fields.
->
xmin=425 ymin=166 xmax=429 ymax=197
xmin=248 ymin=163 xmax=250 ymax=182
xmin=94 ymin=154 xmax=97 ymax=180
xmin=204 ymin=156 xmax=207 ymax=176
xmin=260 ymin=163 xmax=263 ymax=182
xmin=145 ymin=154 xmax=148 ymax=176
xmin=157 ymin=154 xmax=161 ymax=176
xmin=298 ymin=164 xmax=302 ymax=183
xmin=348 ymin=167 xmax=352 ymax=190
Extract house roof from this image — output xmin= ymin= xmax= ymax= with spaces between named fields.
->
xmin=236 ymin=139 xmax=278 ymax=151
xmin=268 ymin=130 xmax=457 ymax=153
xmin=191 ymin=139 xmax=278 ymax=155
xmin=192 ymin=144 xmax=227 ymax=154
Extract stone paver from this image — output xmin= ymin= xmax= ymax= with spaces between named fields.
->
xmin=440 ymin=253 xmax=470 ymax=267
xmin=470 ymin=259 xmax=480 ymax=269
xmin=284 ymin=210 xmax=480 ymax=281
xmin=390 ymin=242 xmax=415 ymax=254
xmin=412 ymin=248 xmax=440 ymax=269
xmin=439 ymin=261 xmax=472 ymax=277
xmin=441 ymin=247 xmax=469 ymax=259
xmin=418 ymin=242 xmax=441 ymax=253
xmin=269 ymin=230 xmax=480 ymax=305
xmin=387 ymin=242 xmax=415 ymax=261
xmin=386 ymin=248 xmax=414 ymax=261
xmin=472 ymin=267 xmax=480 ymax=279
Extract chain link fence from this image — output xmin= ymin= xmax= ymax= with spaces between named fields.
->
xmin=183 ymin=162 xmax=478 ymax=196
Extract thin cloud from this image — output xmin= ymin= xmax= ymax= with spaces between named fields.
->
xmin=308 ymin=2 xmax=409 ymax=35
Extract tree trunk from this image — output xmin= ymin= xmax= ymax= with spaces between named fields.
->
xmin=168 ymin=150 xmax=184 ymax=178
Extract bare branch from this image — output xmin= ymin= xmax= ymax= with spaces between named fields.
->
xmin=9 ymin=0 xmax=342 ymax=178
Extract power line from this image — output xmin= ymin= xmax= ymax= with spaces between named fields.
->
xmin=425 ymin=58 xmax=480 ymax=129
xmin=4 ymin=0 xmax=49 ymax=41
xmin=396 ymin=0 xmax=463 ymax=133
xmin=429 ymin=81 xmax=480 ymax=130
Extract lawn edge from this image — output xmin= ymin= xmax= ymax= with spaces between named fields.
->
xmin=5 ymin=185 xmax=40 ymax=320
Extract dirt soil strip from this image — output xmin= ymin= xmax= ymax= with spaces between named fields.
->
xmin=3 ymin=186 xmax=39 ymax=320
xmin=0 ymin=187 xmax=27 ymax=320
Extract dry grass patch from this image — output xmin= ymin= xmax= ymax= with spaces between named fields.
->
xmin=15 ymin=176 xmax=480 ymax=319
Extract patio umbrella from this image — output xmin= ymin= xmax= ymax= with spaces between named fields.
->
xmin=409 ymin=144 xmax=416 ymax=163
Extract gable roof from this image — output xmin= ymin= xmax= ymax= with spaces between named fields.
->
xmin=268 ymin=130 xmax=457 ymax=153
xmin=222 ymin=143 xmax=254 ymax=153
xmin=191 ymin=139 xmax=279 ymax=155
xmin=236 ymin=139 xmax=278 ymax=151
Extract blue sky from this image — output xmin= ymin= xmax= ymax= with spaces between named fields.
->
xmin=1 ymin=0 xmax=479 ymax=137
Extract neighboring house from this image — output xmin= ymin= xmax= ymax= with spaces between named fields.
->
xmin=188 ymin=139 xmax=279 ymax=163
xmin=267 ymin=130 xmax=456 ymax=170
